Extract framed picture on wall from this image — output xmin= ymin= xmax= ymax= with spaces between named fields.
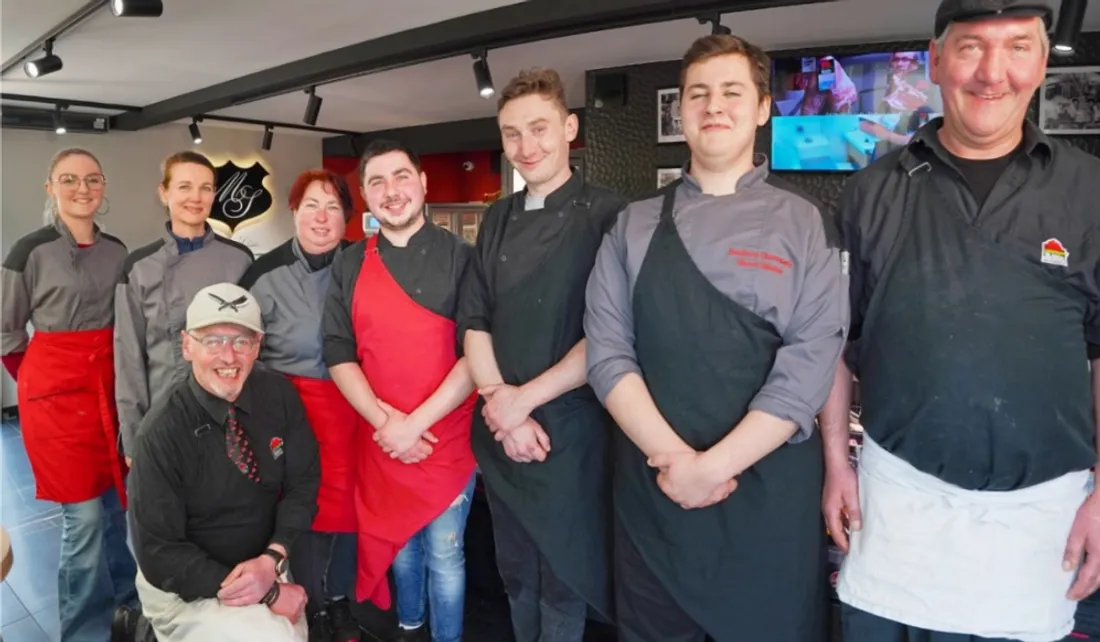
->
xmin=657 ymin=167 xmax=682 ymax=188
xmin=1039 ymin=66 xmax=1100 ymax=135
xmin=657 ymin=88 xmax=685 ymax=143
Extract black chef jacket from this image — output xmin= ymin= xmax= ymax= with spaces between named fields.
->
xmin=128 ymin=369 xmax=320 ymax=602
xmin=322 ymin=220 xmax=473 ymax=367
xmin=839 ymin=118 xmax=1100 ymax=490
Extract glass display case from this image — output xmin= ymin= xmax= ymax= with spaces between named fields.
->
xmin=426 ymin=204 xmax=485 ymax=244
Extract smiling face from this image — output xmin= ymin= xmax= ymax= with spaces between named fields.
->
xmin=361 ymin=150 xmax=426 ymax=233
xmin=46 ymin=152 xmax=105 ymax=221
xmin=294 ymin=180 xmax=347 ymax=254
xmin=159 ymin=162 xmax=215 ymax=230
xmin=182 ymin=322 xmax=260 ymax=402
xmin=681 ymin=53 xmax=771 ymax=171
xmin=930 ymin=16 xmax=1047 ymax=155
xmin=498 ymin=93 xmax=577 ymax=193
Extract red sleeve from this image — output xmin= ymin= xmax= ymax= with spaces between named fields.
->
xmin=2 ymin=353 xmax=24 ymax=380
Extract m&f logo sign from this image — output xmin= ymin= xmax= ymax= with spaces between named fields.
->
xmin=211 ymin=160 xmax=273 ymax=232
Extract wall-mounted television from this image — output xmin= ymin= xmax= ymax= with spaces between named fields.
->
xmin=770 ymin=50 xmax=943 ymax=172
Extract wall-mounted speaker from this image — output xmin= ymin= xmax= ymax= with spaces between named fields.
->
xmin=592 ymin=73 xmax=627 ymax=108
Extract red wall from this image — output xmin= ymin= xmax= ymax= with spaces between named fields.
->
xmin=324 ymin=151 xmax=501 ymax=242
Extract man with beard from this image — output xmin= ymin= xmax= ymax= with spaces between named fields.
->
xmin=324 ymin=140 xmax=477 ymax=642
xmin=458 ymin=68 xmax=626 ymax=641
xmin=821 ymin=2 xmax=1100 ymax=641
xmin=585 ymin=34 xmax=846 ymax=641
xmin=126 ymin=283 xmax=320 ymax=642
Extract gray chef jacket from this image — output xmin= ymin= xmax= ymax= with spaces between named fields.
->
xmin=239 ymin=238 xmax=345 ymax=380
xmin=2 ymin=218 xmax=127 ymax=354
xmin=115 ymin=223 xmax=253 ymax=455
xmin=584 ymin=162 xmax=849 ymax=440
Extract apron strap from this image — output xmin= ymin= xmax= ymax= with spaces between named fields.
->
xmin=857 ymin=161 xmax=930 ymax=341
xmin=659 ymin=180 xmax=680 ymax=224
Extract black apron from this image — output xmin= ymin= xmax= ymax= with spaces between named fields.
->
xmin=855 ymin=157 xmax=1094 ymax=492
xmin=471 ymin=192 xmax=615 ymax=620
xmin=616 ymin=182 xmax=828 ymax=642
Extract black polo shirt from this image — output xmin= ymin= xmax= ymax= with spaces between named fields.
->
xmin=837 ymin=117 xmax=1100 ymax=490
xmin=128 ymin=369 xmax=320 ymax=602
xmin=841 ymin=119 xmax=1100 ymax=356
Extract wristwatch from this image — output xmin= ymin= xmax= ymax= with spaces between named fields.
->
xmin=262 ymin=548 xmax=288 ymax=576
xmin=260 ymin=580 xmax=281 ymax=607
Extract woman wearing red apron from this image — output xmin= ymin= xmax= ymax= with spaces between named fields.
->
xmin=240 ymin=169 xmax=359 ymax=642
xmin=1 ymin=148 xmax=138 ymax=642
xmin=323 ymin=140 xmax=477 ymax=642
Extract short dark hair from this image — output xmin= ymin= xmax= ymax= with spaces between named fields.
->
xmin=357 ymin=139 xmax=422 ymax=182
xmin=497 ymin=68 xmax=569 ymax=115
xmin=680 ymin=34 xmax=771 ymax=103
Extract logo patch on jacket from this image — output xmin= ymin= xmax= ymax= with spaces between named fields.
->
xmin=1040 ymin=238 xmax=1069 ymax=267
xmin=270 ymin=436 xmax=284 ymax=459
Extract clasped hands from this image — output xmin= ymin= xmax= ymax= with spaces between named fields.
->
xmin=217 ymin=554 xmax=306 ymax=624
xmin=373 ymin=400 xmax=438 ymax=464
xmin=648 ymin=449 xmax=738 ymax=510
xmin=480 ymin=384 xmax=552 ymax=464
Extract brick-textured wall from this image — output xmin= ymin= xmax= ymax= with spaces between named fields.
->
xmin=584 ymin=32 xmax=1100 ymax=211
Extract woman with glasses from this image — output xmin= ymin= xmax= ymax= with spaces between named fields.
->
xmin=239 ymin=169 xmax=360 ymax=642
xmin=114 ymin=151 xmax=253 ymax=464
xmin=0 ymin=147 xmax=138 ymax=642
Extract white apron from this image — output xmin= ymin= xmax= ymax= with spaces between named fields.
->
xmin=136 ymin=571 xmax=308 ymax=642
xmin=837 ymin=435 xmax=1090 ymax=642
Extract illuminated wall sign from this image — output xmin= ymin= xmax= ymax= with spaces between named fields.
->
xmin=210 ymin=160 xmax=274 ymax=232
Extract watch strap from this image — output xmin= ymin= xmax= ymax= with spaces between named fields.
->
xmin=260 ymin=580 xmax=280 ymax=607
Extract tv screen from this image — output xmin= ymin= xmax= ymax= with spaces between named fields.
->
xmin=770 ymin=51 xmax=944 ymax=172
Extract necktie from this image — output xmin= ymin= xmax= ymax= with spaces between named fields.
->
xmin=225 ymin=405 xmax=261 ymax=483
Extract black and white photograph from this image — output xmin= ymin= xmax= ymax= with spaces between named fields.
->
xmin=657 ymin=87 xmax=685 ymax=143
xmin=657 ymin=167 xmax=682 ymax=188
xmin=1040 ymin=66 xmax=1100 ymax=135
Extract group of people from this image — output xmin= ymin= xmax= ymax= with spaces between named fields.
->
xmin=4 ymin=1 xmax=1100 ymax=641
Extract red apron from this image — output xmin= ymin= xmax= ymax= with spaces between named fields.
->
xmin=17 ymin=328 xmax=127 ymax=506
xmin=351 ymin=235 xmax=477 ymax=608
xmin=285 ymin=375 xmax=358 ymax=533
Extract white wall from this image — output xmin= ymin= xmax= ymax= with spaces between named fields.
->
xmin=0 ymin=122 xmax=324 ymax=408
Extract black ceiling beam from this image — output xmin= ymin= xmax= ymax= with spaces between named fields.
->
xmin=199 ymin=114 xmax=358 ymax=136
xmin=1 ymin=92 xmax=138 ymax=112
xmin=111 ymin=0 xmax=832 ymax=132
xmin=322 ymin=109 xmax=586 ymax=158
xmin=0 ymin=0 xmax=107 ymax=76
xmin=1 ymin=105 xmax=111 ymax=134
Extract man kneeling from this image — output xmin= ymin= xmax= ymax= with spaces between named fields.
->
xmin=128 ymin=283 xmax=322 ymax=642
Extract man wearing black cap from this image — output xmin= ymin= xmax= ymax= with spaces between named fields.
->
xmin=821 ymin=1 xmax=1100 ymax=641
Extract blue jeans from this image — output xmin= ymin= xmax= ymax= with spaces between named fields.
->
xmin=391 ymin=475 xmax=475 ymax=642
xmin=59 ymin=487 xmax=139 ymax=642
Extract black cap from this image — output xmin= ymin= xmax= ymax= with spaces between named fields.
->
xmin=934 ymin=0 xmax=1053 ymax=38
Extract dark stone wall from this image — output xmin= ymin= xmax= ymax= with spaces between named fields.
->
xmin=584 ymin=32 xmax=1100 ymax=210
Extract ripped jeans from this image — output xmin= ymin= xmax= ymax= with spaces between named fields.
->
xmin=391 ymin=474 xmax=476 ymax=642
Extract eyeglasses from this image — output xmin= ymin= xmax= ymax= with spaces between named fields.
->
xmin=54 ymin=174 xmax=106 ymax=190
xmin=186 ymin=332 xmax=258 ymax=353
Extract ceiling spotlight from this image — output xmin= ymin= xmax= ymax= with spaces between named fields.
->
xmin=110 ymin=0 xmax=163 ymax=17
xmin=261 ymin=125 xmax=273 ymax=151
xmin=303 ymin=87 xmax=322 ymax=126
xmin=1052 ymin=0 xmax=1087 ymax=56
xmin=24 ymin=40 xmax=63 ymax=79
xmin=189 ymin=118 xmax=202 ymax=144
xmin=472 ymin=52 xmax=494 ymax=99
xmin=53 ymin=106 xmax=67 ymax=135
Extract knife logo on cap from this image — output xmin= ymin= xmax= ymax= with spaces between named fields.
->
xmin=209 ymin=293 xmax=249 ymax=312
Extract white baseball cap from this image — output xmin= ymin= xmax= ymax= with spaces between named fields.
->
xmin=185 ymin=283 xmax=264 ymax=335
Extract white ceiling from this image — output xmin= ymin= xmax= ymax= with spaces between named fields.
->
xmin=4 ymin=0 xmax=1100 ymax=136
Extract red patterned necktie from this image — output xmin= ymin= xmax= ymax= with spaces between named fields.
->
xmin=225 ymin=405 xmax=261 ymax=483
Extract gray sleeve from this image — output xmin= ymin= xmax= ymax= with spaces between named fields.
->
xmin=584 ymin=211 xmax=641 ymax=404
xmin=114 ymin=278 xmax=149 ymax=456
xmin=1 ymin=265 xmax=31 ymax=355
xmin=748 ymin=217 xmax=849 ymax=441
